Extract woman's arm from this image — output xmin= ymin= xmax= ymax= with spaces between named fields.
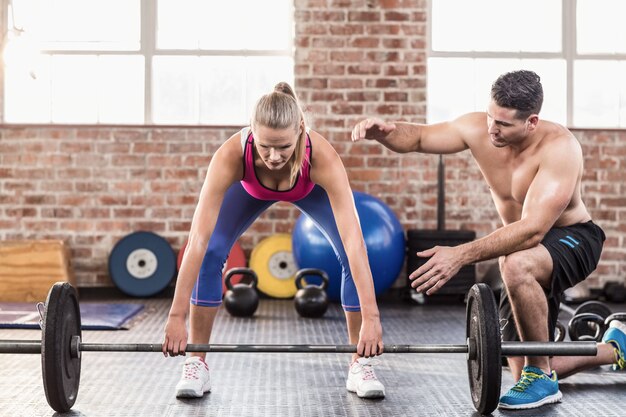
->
xmin=163 ymin=133 xmax=243 ymax=355
xmin=309 ymin=131 xmax=382 ymax=350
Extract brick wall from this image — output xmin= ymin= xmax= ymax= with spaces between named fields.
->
xmin=0 ymin=0 xmax=624 ymax=289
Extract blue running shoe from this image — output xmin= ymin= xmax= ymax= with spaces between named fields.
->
xmin=602 ymin=320 xmax=626 ymax=371
xmin=498 ymin=366 xmax=562 ymax=410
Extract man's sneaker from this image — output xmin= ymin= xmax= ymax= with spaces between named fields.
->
xmin=346 ymin=358 xmax=385 ymax=398
xmin=498 ymin=366 xmax=562 ymax=410
xmin=175 ymin=356 xmax=211 ymax=398
xmin=602 ymin=320 xmax=626 ymax=371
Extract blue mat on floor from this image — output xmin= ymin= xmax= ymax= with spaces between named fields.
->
xmin=0 ymin=302 xmax=144 ymax=330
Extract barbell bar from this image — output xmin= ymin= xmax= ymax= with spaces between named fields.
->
xmin=0 ymin=282 xmax=603 ymax=415
xmin=0 ymin=340 xmax=597 ymax=356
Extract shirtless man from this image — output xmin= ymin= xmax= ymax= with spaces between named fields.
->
xmin=351 ymin=70 xmax=625 ymax=410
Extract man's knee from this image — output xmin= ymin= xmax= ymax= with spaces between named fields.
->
xmin=501 ymin=247 xmax=554 ymax=292
xmin=499 ymin=252 xmax=536 ymax=288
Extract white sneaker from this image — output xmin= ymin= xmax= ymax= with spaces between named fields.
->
xmin=175 ymin=356 xmax=211 ymax=398
xmin=346 ymin=358 xmax=385 ymax=398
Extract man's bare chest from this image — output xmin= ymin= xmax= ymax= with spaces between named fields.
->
xmin=474 ymin=153 xmax=539 ymax=204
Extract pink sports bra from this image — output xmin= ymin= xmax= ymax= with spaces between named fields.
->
xmin=240 ymin=127 xmax=315 ymax=202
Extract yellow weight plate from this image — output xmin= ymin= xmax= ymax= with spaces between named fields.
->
xmin=249 ymin=234 xmax=298 ymax=298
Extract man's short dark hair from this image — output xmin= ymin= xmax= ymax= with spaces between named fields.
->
xmin=491 ymin=70 xmax=544 ymax=120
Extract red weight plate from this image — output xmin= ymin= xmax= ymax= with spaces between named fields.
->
xmin=178 ymin=240 xmax=247 ymax=294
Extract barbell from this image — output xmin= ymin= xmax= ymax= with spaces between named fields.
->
xmin=0 ymin=282 xmax=600 ymax=415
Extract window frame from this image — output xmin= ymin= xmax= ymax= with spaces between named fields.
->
xmin=427 ymin=0 xmax=626 ymax=128
xmin=1 ymin=0 xmax=294 ymax=125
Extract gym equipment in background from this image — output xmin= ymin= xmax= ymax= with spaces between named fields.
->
xmin=294 ymin=268 xmax=330 ymax=318
xmin=292 ymin=191 xmax=405 ymax=301
xmin=406 ymin=155 xmax=476 ymax=303
xmin=108 ymin=231 xmax=176 ymax=297
xmin=177 ymin=240 xmax=247 ymax=294
xmin=249 ymin=234 xmax=298 ymax=298
xmin=223 ymin=268 xmax=259 ymax=318
xmin=0 ymin=282 xmax=603 ymax=415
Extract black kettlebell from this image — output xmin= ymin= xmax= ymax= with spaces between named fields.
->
xmin=605 ymin=313 xmax=626 ymax=328
xmin=554 ymin=320 xmax=566 ymax=342
xmin=569 ymin=301 xmax=612 ymax=341
xmin=568 ymin=313 xmax=606 ymax=341
xmin=223 ymin=267 xmax=259 ymax=318
xmin=294 ymin=268 xmax=329 ymax=318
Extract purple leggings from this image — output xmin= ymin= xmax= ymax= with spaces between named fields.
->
xmin=191 ymin=183 xmax=360 ymax=311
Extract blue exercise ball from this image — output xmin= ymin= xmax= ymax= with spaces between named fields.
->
xmin=292 ymin=191 xmax=406 ymax=301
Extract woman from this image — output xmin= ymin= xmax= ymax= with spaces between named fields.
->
xmin=163 ymin=82 xmax=385 ymax=400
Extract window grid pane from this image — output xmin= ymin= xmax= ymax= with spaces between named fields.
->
xmin=152 ymin=56 xmax=295 ymax=125
xmin=4 ymin=55 xmax=51 ymax=123
xmin=50 ymin=55 xmax=99 ymax=123
xmin=158 ymin=0 xmax=293 ymax=51
xmin=25 ymin=0 xmax=141 ymax=51
xmin=573 ymin=60 xmax=623 ymax=127
xmin=577 ymin=0 xmax=626 ymax=54
xmin=97 ymin=56 xmax=145 ymax=124
xmin=152 ymin=56 xmax=200 ymax=124
xmin=431 ymin=0 xmax=561 ymax=53
xmin=199 ymin=57 xmax=247 ymax=125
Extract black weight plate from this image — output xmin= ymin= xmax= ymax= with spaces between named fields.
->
xmin=466 ymin=283 xmax=502 ymax=415
xmin=109 ymin=231 xmax=176 ymax=297
xmin=42 ymin=282 xmax=82 ymax=413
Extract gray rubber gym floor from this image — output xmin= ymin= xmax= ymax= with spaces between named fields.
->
xmin=0 ymin=292 xmax=624 ymax=417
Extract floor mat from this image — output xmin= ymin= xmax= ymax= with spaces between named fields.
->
xmin=0 ymin=302 xmax=144 ymax=330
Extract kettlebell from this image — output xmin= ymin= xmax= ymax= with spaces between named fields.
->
xmin=554 ymin=320 xmax=566 ymax=342
xmin=605 ymin=313 xmax=626 ymax=328
xmin=223 ymin=267 xmax=259 ymax=317
xmin=294 ymin=268 xmax=329 ymax=318
xmin=569 ymin=301 xmax=612 ymax=341
xmin=568 ymin=313 xmax=606 ymax=341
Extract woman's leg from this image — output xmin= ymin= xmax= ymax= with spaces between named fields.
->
xmin=293 ymin=186 xmax=361 ymax=361
xmin=294 ymin=187 xmax=385 ymax=399
xmin=188 ymin=183 xmax=274 ymax=359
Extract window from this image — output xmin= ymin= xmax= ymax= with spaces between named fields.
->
xmin=428 ymin=0 xmax=626 ymax=128
xmin=2 ymin=0 xmax=294 ymax=125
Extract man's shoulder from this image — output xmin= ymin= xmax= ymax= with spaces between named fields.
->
xmin=537 ymin=122 xmax=582 ymax=162
xmin=455 ymin=111 xmax=488 ymax=124
xmin=539 ymin=121 xmax=579 ymax=147
xmin=452 ymin=112 xmax=488 ymax=143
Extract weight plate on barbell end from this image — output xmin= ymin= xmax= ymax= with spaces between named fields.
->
xmin=466 ymin=283 xmax=502 ymax=415
xmin=42 ymin=282 xmax=82 ymax=413
xmin=109 ymin=231 xmax=176 ymax=297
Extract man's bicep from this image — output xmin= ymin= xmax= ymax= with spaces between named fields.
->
xmin=417 ymin=121 xmax=468 ymax=154
xmin=417 ymin=113 xmax=485 ymax=154
xmin=521 ymin=158 xmax=578 ymax=230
